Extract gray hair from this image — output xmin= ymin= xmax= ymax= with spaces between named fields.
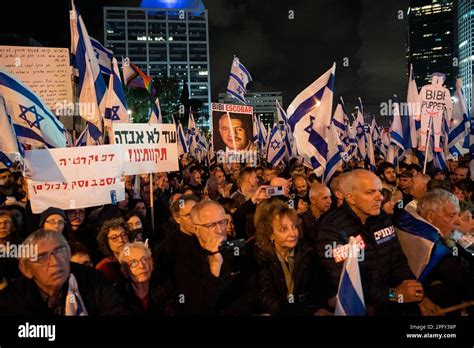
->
xmin=417 ymin=189 xmax=459 ymax=217
xmin=19 ymin=229 xmax=71 ymax=264
xmin=118 ymin=241 xmax=151 ymax=265
xmin=189 ymin=199 xmax=225 ymax=224
xmin=309 ymin=182 xmax=330 ymax=200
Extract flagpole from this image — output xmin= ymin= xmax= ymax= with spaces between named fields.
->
xmin=422 ymin=116 xmax=432 ymax=174
xmin=149 ymin=173 xmax=155 ymax=231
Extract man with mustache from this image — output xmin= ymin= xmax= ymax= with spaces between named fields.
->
xmin=218 ymin=114 xmax=255 ymax=151
xmin=316 ymin=169 xmax=424 ymax=315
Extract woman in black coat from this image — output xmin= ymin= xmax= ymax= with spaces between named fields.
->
xmin=254 ymin=198 xmax=330 ymax=315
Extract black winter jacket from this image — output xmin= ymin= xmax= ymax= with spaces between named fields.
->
xmin=255 ymin=243 xmax=329 ymax=315
xmin=316 ymin=201 xmax=415 ymax=314
xmin=0 ymin=262 xmax=130 ymax=315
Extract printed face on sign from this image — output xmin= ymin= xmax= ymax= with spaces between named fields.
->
xmin=218 ymin=115 xmax=249 ymax=150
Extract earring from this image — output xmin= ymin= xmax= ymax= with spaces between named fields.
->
xmin=270 ymin=239 xmax=274 ymax=244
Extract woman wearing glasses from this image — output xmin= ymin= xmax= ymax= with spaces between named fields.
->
xmin=116 ymin=241 xmax=174 ymax=316
xmin=254 ymin=198 xmax=330 ymax=315
xmin=96 ymin=218 xmax=130 ymax=284
xmin=39 ymin=207 xmax=67 ymax=234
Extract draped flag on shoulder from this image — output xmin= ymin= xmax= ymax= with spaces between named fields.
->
xmin=287 ymin=63 xmax=336 ymax=172
xmin=90 ymin=37 xmax=113 ymax=75
xmin=0 ymin=69 xmax=66 ymax=149
xmin=396 ymin=209 xmax=451 ymax=281
xmin=335 ymin=237 xmax=366 ymax=315
xmin=70 ymin=0 xmax=107 ymax=141
xmin=266 ymin=124 xmax=285 ymax=166
xmin=226 ymin=56 xmax=252 ymax=104
xmin=104 ymin=57 xmax=129 ymax=124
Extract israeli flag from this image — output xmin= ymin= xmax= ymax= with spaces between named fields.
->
xmin=75 ymin=123 xmax=98 ymax=147
xmin=226 ymin=56 xmax=252 ymax=104
xmin=396 ymin=209 xmax=451 ymax=281
xmin=276 ymin=99 xmax=295 ymax=159
xmin=332 ymin=97 xmax=350 ymax=151
xmin=90 ymin=37 xmax=113 ymax=75
xmin=266 ymin=124 xmax=286 ymax=166
xmin=355 ymin=98 xmax=367 ymax=161
xmin=187 ymin=111 xmax=198 ymax=155
xmin=390 ymin=95 xmax=405 ymax=151
xmin=324 ymin=122 xmax=343 ymax=184
xmin=448 ymin=79 xmax=470 ymax=156
xmin=104 ymin=58 xmax=129 ymax=124
xmin=70 ymin=0 xmax=107 ymax=141
xmin=287 ymin=63 xmax=336 ymax=170
xmin=0 ymin=96 xmax=23 ymax=158
xmin=371 ymin=117 xmax=381 ymax=152
xmin=366 ymin=127 xmax=376 ymax=172
xmin=149 ymin=96 xmax=162 ymax=124
xmin=335 ymin=237 xmax=366 ymax=316
xmin=0 ymin=69 xmax=66 ymax=149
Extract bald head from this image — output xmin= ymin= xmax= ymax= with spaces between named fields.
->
xmin=309 ymin=182 xmax=332 ymax=217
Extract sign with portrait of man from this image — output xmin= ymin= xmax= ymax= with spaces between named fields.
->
xmin=212 ymin=102 xmax=255 ymax=154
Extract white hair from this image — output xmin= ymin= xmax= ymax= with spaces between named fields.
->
xmin=417 ymin=189 xmax=459 ymax=217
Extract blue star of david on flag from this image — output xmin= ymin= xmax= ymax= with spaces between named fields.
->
xmin=304 ymin=115 xmax=316 ymax=135
xmin=105 ymin=105 xmax=121 ymax=120
xmin=18 ymin=104 xmax=44 ymax=130
xmin=270 ymin=139 xmax=281 ymax=151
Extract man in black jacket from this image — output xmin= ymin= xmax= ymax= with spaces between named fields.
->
xmin=316 ymin=169 xmax=424 ymax=315
xmin=0 ymin=229 xmax=129 ymax=315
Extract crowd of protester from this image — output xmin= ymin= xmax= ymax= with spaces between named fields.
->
xmin=0 ymin=154 xmax=472 ymax=316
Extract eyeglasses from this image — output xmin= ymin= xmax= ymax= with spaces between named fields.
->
xmin=30 ymin=245 xmax=68 ymax=265
xmin=68 ymin=210 xmax=85 ymax=218
xmin=44 ymin=219 xmax=66 ymax=226
xmin=194 ymin=219 xmax=227 ymax=230
xmin=108 ymin=232 xmax=129 ymax=242
xmin=127 ymin=256 xmax=151 ymax=269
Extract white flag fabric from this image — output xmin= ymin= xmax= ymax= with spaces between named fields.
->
xmin=0 ymin=69 xmax=66 ymax=149
xmin=335 ymin=237 xmax=366 ymax=316
xmin=287 ymin=63 xmax=336 ymax=170
xmin=149 ymin=96 xmax=162 ymax=124
xmin=266 ymin=124 xmax=285 ymax=166
xmin=104 ymin=58 xmax=129 ymax=124
xmin=90 ymin=36 xmax=113 ymax=76
xmin=226 ymin=56 xmax=252 ymax=104
xmin=70 ymin=0 xmax=107 ymax=141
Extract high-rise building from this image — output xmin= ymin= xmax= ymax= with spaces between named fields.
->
xmin=218 ymin=92 xmax=283 ymax=127
xmin=407 ymin=0 xmax=456 ymax=91
xmin=103 ymin=5 xmax=211 ymax=128
xmin=458 ymin=0 xmax=474 ymax=111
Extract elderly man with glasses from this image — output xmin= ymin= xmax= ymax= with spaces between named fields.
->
xmin=0 ymin=229 xmax=129 ymax=315
xmin=159 ymin=199 xmax=256 ymax=315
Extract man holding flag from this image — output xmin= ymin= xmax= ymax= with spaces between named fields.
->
xmin=316 ymin=169 xmax=425 ymax=315
xmin=396 ymin=189 xmax=474 ymax=314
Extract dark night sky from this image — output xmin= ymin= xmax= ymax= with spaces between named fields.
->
xmin=0 ymin=0 xmax=410 ymax=124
